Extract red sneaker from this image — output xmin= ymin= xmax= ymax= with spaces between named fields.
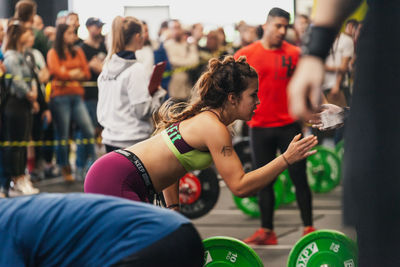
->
xmin=303 ymin=226 xmax=316 ymax=236
xmin=243 ymin=228 xmax=278 ymax=245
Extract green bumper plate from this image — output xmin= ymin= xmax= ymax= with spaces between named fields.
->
xmin=203 ymin=236 xmax=264 ymax=267
xmin=280 ymin=169 xmax=296 ymax=205
xmin=307 ymin=146 xmax=341 ymax=193
xmin=335 ymin=140 xmax=344 ymax=162
xmin=287 ymin=229 xmax=358 ymax=267
xmin=232 ymin=173 xmax=284 ymax=217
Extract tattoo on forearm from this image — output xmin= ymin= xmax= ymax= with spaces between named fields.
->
xmin=221 ymin=146 xmax=233 ymax=156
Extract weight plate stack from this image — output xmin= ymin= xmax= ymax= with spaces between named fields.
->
xmin=287 ymin=229 xmax=358 ymax=267
xmin=307 ymin=146 xmax=341 ymax=193
xmin=203 ymin=236 xmax=264 ymax=266
xmin=279 ymin=169 xmax=296 ymax=205
xmin=180 ymin=168 xmax=220 ymax=219
xmin=179 ymin=173 xmax=202 ymax=205
xmin=335 ymin=140 xmax=344 ymax=163
xmin=232 ymin=195 xmax=260 ymax=218
xmin=232 ymin=171 xmax=287 ymax=217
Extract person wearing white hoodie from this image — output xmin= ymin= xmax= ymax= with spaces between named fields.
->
xmin=97 ymin=16 xmax=166 ymax=153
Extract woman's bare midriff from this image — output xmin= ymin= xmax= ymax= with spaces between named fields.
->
xmin=125 ymin=134 xmax=187 ymax=192
xmin=124 ymin=113 xmax=220 ymax=192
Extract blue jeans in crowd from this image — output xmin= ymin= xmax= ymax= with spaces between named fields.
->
xmin=76 ymin=99 xmax=98 ymax=173
xmin=50 ymin=95 xmax=94 ymax=168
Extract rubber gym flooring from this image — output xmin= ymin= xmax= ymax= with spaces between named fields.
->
xmin=34 ymin=178 xmax=354 ymax=267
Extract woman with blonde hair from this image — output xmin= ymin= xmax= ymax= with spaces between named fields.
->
xmin=85 ymin=55 xmax=318 ymax=211
xmin=96 ymin=16 xmax=166 ymax=153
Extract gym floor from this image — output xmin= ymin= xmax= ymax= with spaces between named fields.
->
xmin=34 ymin=178 xmax=354 ymax=267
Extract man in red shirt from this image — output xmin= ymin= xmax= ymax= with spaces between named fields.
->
xmin=234 ymin=7 xmax=315 ymax=245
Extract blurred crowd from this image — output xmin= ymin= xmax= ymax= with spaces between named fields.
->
xmin=0 ymin=0 xmax=362 ymax=198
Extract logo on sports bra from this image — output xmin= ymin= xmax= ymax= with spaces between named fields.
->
xmin=166 ymin=125 xmax=182 ymax=144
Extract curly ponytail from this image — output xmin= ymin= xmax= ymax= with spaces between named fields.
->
xmin=152 ymin=55 xmax=258 ymax=134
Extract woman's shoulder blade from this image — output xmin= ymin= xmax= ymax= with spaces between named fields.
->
xmin=190 ymin=112 xmax=230 ymax=137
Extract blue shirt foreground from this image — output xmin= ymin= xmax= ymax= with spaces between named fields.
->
xmin=0 ymin=193 xmax=189 ymax=266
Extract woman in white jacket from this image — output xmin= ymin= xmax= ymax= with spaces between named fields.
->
xmin=97 ymin=16 xmax=166 ymax=152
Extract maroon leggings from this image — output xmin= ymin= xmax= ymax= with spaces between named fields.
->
xmin=84 ymin=152 xmax=149 ymax=202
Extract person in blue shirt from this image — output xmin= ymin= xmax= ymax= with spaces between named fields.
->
xmin=0 ymin=193 xmax=204 ymax=266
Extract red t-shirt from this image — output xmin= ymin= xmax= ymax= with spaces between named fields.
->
xmin=234 ymin=41 xmax=299 ymax=128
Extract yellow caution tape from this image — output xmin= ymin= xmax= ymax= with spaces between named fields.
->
xmin=0 ymin=73 xmax=98 ymax=87
xmin=0 ymin=137 xmax=103 ymax=147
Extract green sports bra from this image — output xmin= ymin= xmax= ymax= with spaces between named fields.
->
xmin=161 ymin=122 xmax=213 ymax=172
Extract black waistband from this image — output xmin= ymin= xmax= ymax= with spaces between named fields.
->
xmin=114 ymin=149 xmax=164 ymax=206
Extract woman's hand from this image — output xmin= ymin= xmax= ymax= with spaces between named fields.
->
xmin=283 ymin=134 xmax=318 ymax=165
xmin=32 ymin=101 xmax=40 ymax=114
xmin=38 ymin=67 xmax=50 ymax=83
xmin=42 ymin=110 xmax=52 ymax=124
xmin=168 ymin=205 xmax=180 ymax=212
xmin=0 ymin=61 xmax=6 ymax=74
xmin=328 ymin=83 xmax=341 ymax=96
xmin=153 ymin=86 xmax=167 ymax=97
xmin=68 ymin=68 xmax=85 ymax=80
xmin=26 ymin=89 xmax=38 ymax=102
xmin=88 ymin=56 xmax=103 ymax=74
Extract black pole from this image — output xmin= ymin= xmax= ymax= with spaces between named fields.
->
xmin=0 ymin=0 xmax=18 ymax=19
xmin=36 ymin=0 xmax=68 ymax=26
